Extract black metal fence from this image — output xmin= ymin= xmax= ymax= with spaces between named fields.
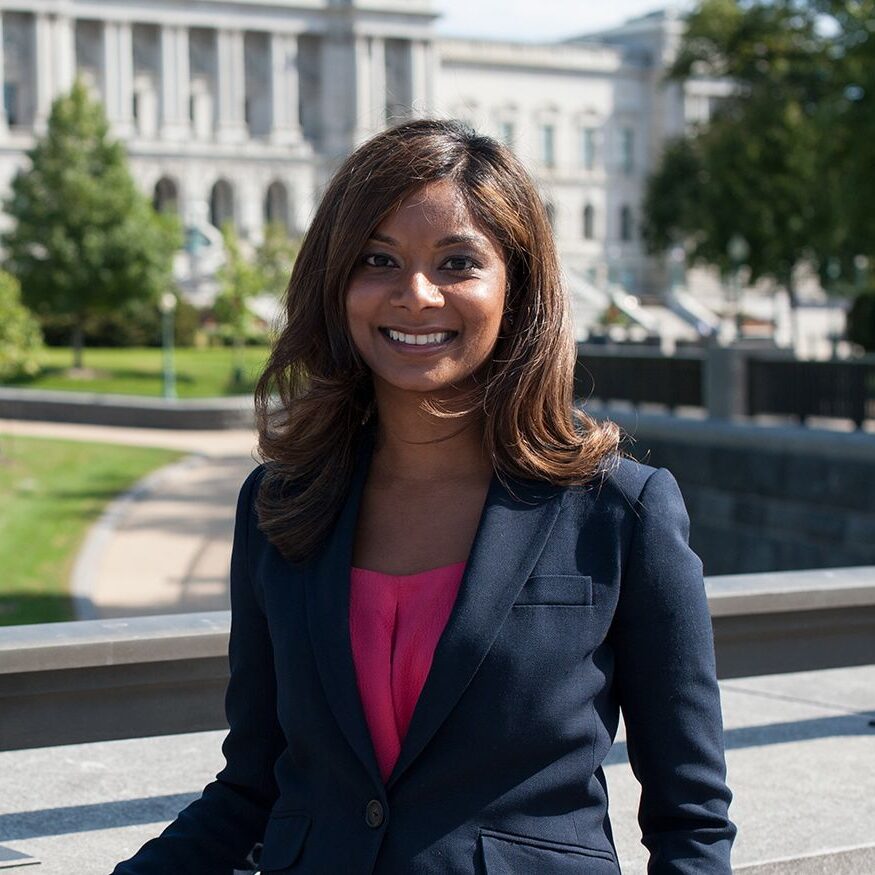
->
xmin=574 ymin=344 xmax=875 ymax=427
xmin=574 ymin=347 xmax=705 ymax=410
xmin=747 ymin=358 xmax=875 ymax=428
xmin=575 ymin=345 xmax=704 ymax=410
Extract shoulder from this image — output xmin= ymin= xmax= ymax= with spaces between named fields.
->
xmin=237 ymin=463 xmax=268 ymax=507
xmin=561 ymin=454 xmax=664 ymax=515
xmin=554 ymin=456 xmax=690 ymax=548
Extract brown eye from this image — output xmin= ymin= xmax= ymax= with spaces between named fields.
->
xmin=362 ymin=253 xmax=396 ymax=268
xmin=442 ymin=256 xmax=477 ymax=271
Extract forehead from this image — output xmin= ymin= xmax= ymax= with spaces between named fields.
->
xmin=375 ymin=179 xmax=479 ymax=237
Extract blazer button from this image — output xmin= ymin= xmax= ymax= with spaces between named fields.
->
xmin=365 ymin=799 xmax=385 ymax=829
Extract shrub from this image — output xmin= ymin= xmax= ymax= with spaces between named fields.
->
xmin=0 ymin=270 xmax=43 ymax=380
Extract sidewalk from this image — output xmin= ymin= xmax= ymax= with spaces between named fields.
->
xmin=0 ymin=418 xmax=257 ymax=619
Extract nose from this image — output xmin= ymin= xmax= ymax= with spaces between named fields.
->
xmin=391 ymin=270 xmax=445 ymax=311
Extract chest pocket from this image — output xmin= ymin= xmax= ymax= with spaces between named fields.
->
xmin=514 ymin=575 xmax=593 ymax=607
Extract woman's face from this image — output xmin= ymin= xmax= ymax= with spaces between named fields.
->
xmin=345 ymin=179 xmax=507 ymax=400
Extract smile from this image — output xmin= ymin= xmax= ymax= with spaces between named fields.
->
xmin=381 ymin=328 xmax=457 ymax=346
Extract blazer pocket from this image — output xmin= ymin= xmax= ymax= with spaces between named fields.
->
xmin=257 ymin=811 xmax=311 ymax=872
xmin=514 ymin=575 xmax=593 ymax=606
xmin=479 ymin=828 xmax=618 ymax=874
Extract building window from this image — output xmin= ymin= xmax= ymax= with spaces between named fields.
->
xmin=153 ymin=177 xmax=179 ymax=214
xmin=620 ymin=127 xmax=634 ymax=175
xmin=210 ymin=179 xmax=235 ymax=229
xmin=581 ymin=127 xmax=596 ymax=170
xmin=498 ymin=120 xmax=515 ymax=148
xmin=4 ymin=83 xmax=18 ymax=126
xmin=620 ymin=205 xmax=633 ymax=242
xmin=540 ymin=124 xmax=556 ymax=168
xmin=583 ymin=204 xmax=595 ymax=240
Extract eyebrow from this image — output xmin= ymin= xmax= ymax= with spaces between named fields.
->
xmin=367 ymin=231 xmax=490 ymax=249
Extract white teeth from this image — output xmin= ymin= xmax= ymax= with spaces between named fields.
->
xmin=387 ymin=329 xmax=451 ymax=345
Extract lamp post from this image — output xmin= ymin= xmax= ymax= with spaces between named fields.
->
xmin=159 ymin=291 xmax=178 ymax=400
xmin=727 ymin=234 xmax=750 ymax=340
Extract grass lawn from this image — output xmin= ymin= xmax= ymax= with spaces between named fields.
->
xmin=2 ymin=345 xmax=272 ymax=398
xmin=0 ymin=435 xmax=183 ymax=626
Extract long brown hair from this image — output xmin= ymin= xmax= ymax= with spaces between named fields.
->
xmin=255 ymin=119 xmax=619 ymax=561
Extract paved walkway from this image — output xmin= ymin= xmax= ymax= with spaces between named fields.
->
xmin=0 ymin=419 xmax=257 ymax=619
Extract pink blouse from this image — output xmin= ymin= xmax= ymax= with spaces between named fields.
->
xmin=349 ymin=562 xmax=466 ymax=783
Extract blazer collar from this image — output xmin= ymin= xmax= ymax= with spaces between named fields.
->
xmin=303 ymin=436 xmax=565 ymax=792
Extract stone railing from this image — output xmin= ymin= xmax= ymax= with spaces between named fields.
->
xmin=1 ymin=566 xmax=872 ymax=753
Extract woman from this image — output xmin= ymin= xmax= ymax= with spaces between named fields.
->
xmin=113 ymin=119 xmax=735 ymax=874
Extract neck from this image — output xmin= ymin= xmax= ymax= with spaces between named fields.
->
xmin=370 ymin=386 xmax=492 ymax=485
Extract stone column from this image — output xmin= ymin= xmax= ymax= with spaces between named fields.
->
xmin=33 ymin=13 xmax=74 ymax=129
xmin=53 ymin=14 xmax=75 ymax=94
xmin=353 ymin=35 xmax=372 ymax=143
xmin=0 ymin=14 xmax=7 ymax=133
xmin=34 ymin=13 xmax=54 ymax=131
xmin=104 ymin=21 xmax=134 ymax=137
xmin=160 ymin=25 xmax=191 ymax=140
xmin=269 ymin=32 xmax=302 ymax=145
xmin=369 ymin=36 xmax=386 ymax=130
xmin=410 ymin=40 xmax=429 ymax=117
xmin=216 ymin=28 xmax=247 ymax=143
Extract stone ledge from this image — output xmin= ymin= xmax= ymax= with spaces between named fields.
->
xmin=1 ymin=567 xmax=873 ymax=750
xmin=0 ymin=388 xmax=254 ymax=430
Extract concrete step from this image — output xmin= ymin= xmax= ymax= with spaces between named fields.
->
xmin=736 ymin=843 xmax=875 ymax=873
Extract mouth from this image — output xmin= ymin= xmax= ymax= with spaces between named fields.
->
xmin=379 ymin=327 xmax=458 ymax=347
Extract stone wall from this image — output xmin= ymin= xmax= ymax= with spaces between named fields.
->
xmin=596 ymin=408 xmax=875 ymax=575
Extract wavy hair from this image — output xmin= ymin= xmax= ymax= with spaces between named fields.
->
xmin=255 ymin=119 xmax=619 ymax=561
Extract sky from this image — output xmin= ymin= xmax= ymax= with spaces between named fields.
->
xmin=434 ymin=0 xmax=695 ymax=42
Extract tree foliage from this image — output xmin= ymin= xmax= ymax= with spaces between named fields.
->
xmin=643 ymin=0 xmax=873 ymax=315
xmin=0 ymin=270 xmax=43 ymax=381
xmin=1 ymin=81 xmax=181 ymax=367
xmin=213 ymin=222 xmax=298 ymax=385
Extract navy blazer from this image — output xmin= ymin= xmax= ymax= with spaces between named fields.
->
xmin=113 ymin=449 xmax=735 ymax=874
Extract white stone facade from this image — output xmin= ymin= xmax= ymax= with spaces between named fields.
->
xmin=0 ymin=1 xmax=726 ymax=296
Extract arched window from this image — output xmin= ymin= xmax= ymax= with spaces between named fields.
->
xmin=264 ymin=181 xmax=289 ymax=231
xmin=620 ymin=205 xmax=633 ymax=242
xmin=583 ymin=204 xmax=594 ymax=240
xmin=153 ymin=177 xmax=179 ymax=214
xmin=210 ymin=179 xmax=235 ymax=229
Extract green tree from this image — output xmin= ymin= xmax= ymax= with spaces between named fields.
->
xmin=846 ymin=288 xmax=875 ymax=351
xmin=1 ymin=80 xmax=181 ymax=368
xmin=0 ymin=270 xmax=43 ymax=381
xmin=214 ymin=223 xmax=267 ymax=387
xmin=256 ymin=222 xmax=301 ymax=297
xmin=642 ymin=0 xmax=833 ymax=337
xmin=811 ymin=0 xmax=875 ymax=272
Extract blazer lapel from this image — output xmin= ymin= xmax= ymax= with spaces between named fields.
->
xmin=386 ymin=475 xmax=565 ymax=790
xmin=303 ymin=440 xmax=383 ymax=788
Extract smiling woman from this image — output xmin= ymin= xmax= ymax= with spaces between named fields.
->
xmin=113 ymin=120 xmax=735 ymax=875
xmin=345 ymin=179 xmax=506 ymax=397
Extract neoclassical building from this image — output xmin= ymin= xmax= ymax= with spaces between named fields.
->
xmin=0 ymin=0 xmax=728 ymax=300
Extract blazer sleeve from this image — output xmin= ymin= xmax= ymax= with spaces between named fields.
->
xmin=112 ymin=466 xmax=285 ymax=874
xmin=611 ymin=467 xmax=736 ymax=874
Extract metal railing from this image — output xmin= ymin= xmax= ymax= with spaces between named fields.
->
xmin=575 ymin=343 xmax=875 ymax=427
xmin=747 ymin=357 xmax=875 ymax=427
xmin=575 ymin=346 xmax=703 ymax=410
xmin=1 ymin=567 xmax=873 ymax=752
